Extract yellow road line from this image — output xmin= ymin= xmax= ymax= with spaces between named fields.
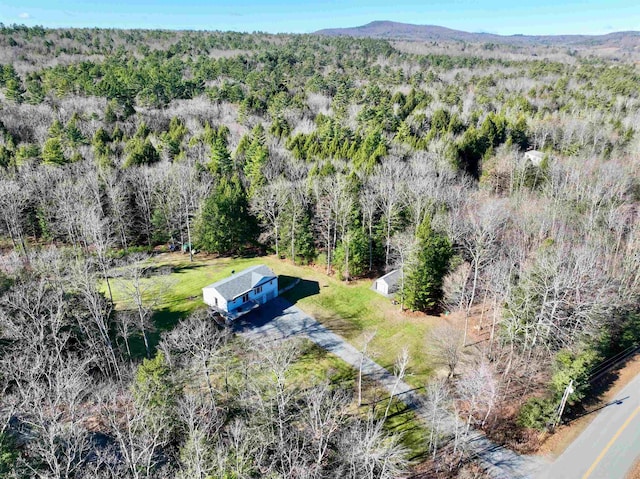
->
xmin=582 ymin=404 xmax=640 ymax=479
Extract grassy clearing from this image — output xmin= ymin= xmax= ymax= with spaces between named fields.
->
xmin=293 ymin=341 xmax=430 ymax=461
xmin=290 ymin=341 xmax=356 ymax=388
xmin=109 ymin=252 xmax=440 ymax=385
xmin=109 ymin=252 xmax=434 ymax=458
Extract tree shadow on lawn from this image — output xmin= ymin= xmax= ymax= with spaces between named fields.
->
xmin=381 ymin=404 xmax=430 ymax=462
xmin=124 ymin=308 xmax=191 ymax=359
xmin=308 ymin=312 xmax=361 ymax=338
xmin=295 ymin=341 xmax=357 ymax=387
xmin=142 ymin=262 xmax=208 ymax=277
xmin=170 ymin=263 xmax=209 ymax=274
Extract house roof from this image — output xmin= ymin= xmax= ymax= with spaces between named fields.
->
xmin=203 ymin=265 xmax=276 ymax=301
xmin=376 ymin=269 xmax=400 ymax=286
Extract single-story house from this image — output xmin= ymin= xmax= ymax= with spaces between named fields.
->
xmin=202 ymin=265 xmax=278 ymax=319
xmin=372 ymin=269 xmax=400 ymax=296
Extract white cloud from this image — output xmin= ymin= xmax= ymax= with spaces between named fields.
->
xmin=18 ymin=12 xmax=30 ymax=19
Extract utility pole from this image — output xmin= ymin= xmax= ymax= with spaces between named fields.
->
xmin=553 ymin=380 xmax=574 ymax=430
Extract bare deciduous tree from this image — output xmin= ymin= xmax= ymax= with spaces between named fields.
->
xmin=159 ymin=311 xmax=230 ymax=406
xmin=384 ymin=347 xmax=409 ymax=420
xmin=339 ymin=414 xmax=408 ymax=479
xmin=118 ymin=254 xmax=173 ymax=358
xmin=250 ymin=178 xmax=288 ymax=258
xmin=428 ymin=324 xmax=465 ymax=379
xmin=357 ymin=329 xmax=377 ymax=407
xmin=371 ymin=159 xmax=406 ymax=270
xmin=0 ymin=179 xmax=28 ymax=255
xmin=101 ymin=387 xmax=171 ymax=479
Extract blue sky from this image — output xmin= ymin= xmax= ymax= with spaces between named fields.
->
xmin=2 ymin=0 xmax=639 ymax=35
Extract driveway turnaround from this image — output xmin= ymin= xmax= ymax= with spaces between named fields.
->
xmin=539 ymin=372 xmax=640 ymax=479
xmin=235 ymin=296 xmax=545 ymax=479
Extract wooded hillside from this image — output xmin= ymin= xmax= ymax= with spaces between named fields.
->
xmin=0 ymin=24 xmax=639 ymax=477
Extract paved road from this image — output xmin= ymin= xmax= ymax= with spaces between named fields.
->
xmin=235 ymin=297 xmax=545 ymax=479
xmin=539 ymin=372 xmax=640 ymax=479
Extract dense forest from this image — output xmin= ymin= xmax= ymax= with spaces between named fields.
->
xmin=0 ymin=23 xmax=639 ymax=478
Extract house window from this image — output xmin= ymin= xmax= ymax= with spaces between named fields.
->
xmin=242 ymin=293 xmax=250 ymax=303
xmin=254 ymin=285 xmax=263 ymax=294
xmin=214 ymin=297 xmax=218 ymax=306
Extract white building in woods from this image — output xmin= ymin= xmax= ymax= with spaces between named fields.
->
xmin=202 ymin=265 xmax=278 ymax=319
xmin=372 ymin=269 xmax=400 ymax=296
xmin=524 ymin=150 xmax=545 ymax=166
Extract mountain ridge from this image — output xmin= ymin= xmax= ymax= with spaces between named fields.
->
xmin=314 ymin=20 xmax=640 ymax=47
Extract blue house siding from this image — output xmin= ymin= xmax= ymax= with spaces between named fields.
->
xmin=202 ymin=265 xmax=279 ymax=317
xmin=227 ymin=277 xmax=278 ymax=312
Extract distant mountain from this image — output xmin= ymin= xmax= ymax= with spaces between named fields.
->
xmin=314 ymin=20 xmax=640 ymax=47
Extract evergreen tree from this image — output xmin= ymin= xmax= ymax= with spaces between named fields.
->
xmin=333 ymin=228 xmax=369 ymax=280
xmin=431 ymin=109 xmax=450 ymax=136
xmin=354 ymin=127 xmax=387 ymax=172
xmin=195 ymin=175 xmax=256 ymax=254
xmin=132 ymin=351 xmax=177 ymax=423
xmin=279 ymin=209 xmax=316 ymax=265
xmin=508 ymin=115 xmax=530 ymax=150
xmin=209 ymin=134 xmax=232 ymax=176
xmin=41 ymin=137 xmax=66 ymax=165
xmin=161 ymin=116 xmax=188 ymax=160
xmin=394 ymin=121 xmax=413 ymax=146
xmin=403 ymin=218 xmax=453 ymax=313
xmin=65 ymin=114 xmax=86 ymax=148
xmin=4 ymin=78 xmax=24 ymax=103
xmin=293 ymin=213 xmax=316 ymax=264
xmin=0 ymin=145 xmax=13 ymax=169
xmin=104 ymin=99 xmax=119 ymax=123
xmin=269 ymin=115 xmax=290 ymax=139
xmin=124 ymin=137 xmax=160 ymax=168
xmin=243 ymin=125 xmax=269 ymax=196
xmin=48 ymin=119 xmax=64 ymax=138
xmin=25 ymin=75 xmax=45 ymax=104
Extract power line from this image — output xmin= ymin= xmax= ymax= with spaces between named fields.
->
xmin=586 ymin=344 xmax=640 ymax=383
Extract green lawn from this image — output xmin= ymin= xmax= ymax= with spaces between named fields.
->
xmin=109 ymin=252 xmax=440 ymax=386
xmin=109 ymin=252 xmax=434 ymax=459
xmin=293 ymin=341 xmax=430 ymax=461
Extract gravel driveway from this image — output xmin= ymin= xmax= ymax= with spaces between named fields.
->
xmin=234 ymin=296 xmax=545 ymax=478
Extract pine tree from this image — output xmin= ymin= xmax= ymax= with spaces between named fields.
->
xmin=25 ymin=76 xmax=45 ymax=104
xmin=124 ymin=137 xmax=160 ymax=167
xmin=404 ymin=218 xmax=453 ymax=313
xmin=162 ymin=116 xmax=188 ymax=159
xmin=243 ymin=125 xmax=269 ymax=196
xmin=4 ymin=78 xmax=24 ymax=104
xmin=132 ymin=351 xmax=177 ymax=422
xmin=42 ymin=137 xmax=66 ymax=165
xmin=65 ymin=114 xmax=86 ymax=148
xmin=104 ymin=99 xmax=119 ymax=123
xmin=333 ymin=228 xmax=368 ymax=280
xmin=195 ymin=175 xmax=256 ymax=254
xmin=209 ymin=134 xmax=232 ymax=176
xmin=48 ymin=120 xmax=64 ymax=138
xmin=394 ymin=121 xmax=412 ymax=145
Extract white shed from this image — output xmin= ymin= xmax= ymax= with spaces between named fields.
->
xmin=372 ymin=270 xmax=401 ymax=296
xmin=524 ymin=150 xmax=545 ymax=166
